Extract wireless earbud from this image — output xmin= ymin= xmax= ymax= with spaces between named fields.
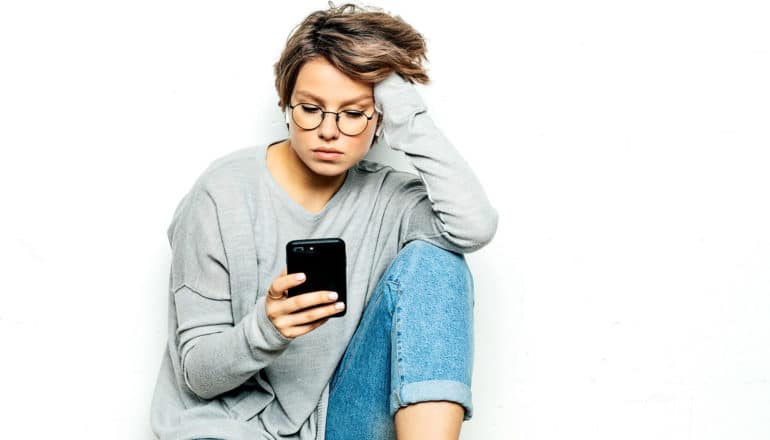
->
xmin=284 ymin=108 xmax=291 ymax=125
xmin=375 ymin=124 xmax=383 ymax=137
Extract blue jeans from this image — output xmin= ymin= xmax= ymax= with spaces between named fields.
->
xmin=325 ymin=240 xmax=475 ymax=440
xmin=195 ymin=240 xmax=475 ymax=440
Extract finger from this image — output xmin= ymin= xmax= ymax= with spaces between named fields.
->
xmin=266 ymin=271 xmax=306 ymax=304
xmin=284 ymin=317 xmax=330 ymax=339
xmin=272 ymin=289 xmax=338 ymax=317
xmin=285 ymin=301 xmax=345 ymax=327
xmin=272 ymin=271 xmax=306 ymax=296
xmin=283 ymin=290 xmax=338 ymax=314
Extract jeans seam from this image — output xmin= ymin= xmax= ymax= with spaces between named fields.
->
xmin=390 ymin=279 xmax=404 ymax=409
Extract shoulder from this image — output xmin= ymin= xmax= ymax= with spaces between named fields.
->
xmin=353 ymin=159 xmax=427 ymax=205
xmin=353 ymin=158 xmax=423 ymax=191
xmin=196 ymin=146 xmax=259 ymax=192
xmin=169 ymin=146 xmax=259 ymax=231
xmin=350 ymin=159 xmax=429 ymax=219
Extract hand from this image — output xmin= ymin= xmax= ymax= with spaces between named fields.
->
xmin=374 ymin=72 xmax=408 ymax=115
xmin=373 ymin=72 xmax=428 ymax=143
xmin=264 ymin=267 xmax=346 ymax=339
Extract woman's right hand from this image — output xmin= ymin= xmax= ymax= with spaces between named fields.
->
xmin=264 ymin=267 xmax=346 ymax=339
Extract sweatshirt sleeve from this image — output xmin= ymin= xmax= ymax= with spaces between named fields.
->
xmin=167 ymin=180 xmax=292 ymax=400
xmin=374 ymin=73 xmax=499 ymax=253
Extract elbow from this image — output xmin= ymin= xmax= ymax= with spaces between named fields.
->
xmin=472 ymin=205 xmax=498 ymax=242
xmin=183 ymin=373 xmax=216 ymax=401
xmin=444 ymin=207 xmax=499 ymax=253
xmin=181 ymin=345 xmax=218 ymax=400
xmin=466 ymin=206 xmax=499 ymax=249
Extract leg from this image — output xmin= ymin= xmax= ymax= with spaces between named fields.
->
xmin=325 ymin=240 xmax=475 ymax=440
xmin=395 ymin=401 xmax=465 ymax=440
xmin=388 ymin=241 xmax=474 ymax=439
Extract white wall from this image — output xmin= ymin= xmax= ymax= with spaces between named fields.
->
xmin=1 ymin=0 xmax=768 ymax=438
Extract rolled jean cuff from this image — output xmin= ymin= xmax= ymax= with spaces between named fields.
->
xmin=390 ymin=380 xmax=474 ymax=421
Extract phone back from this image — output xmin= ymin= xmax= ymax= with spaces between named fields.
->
xmin=286 ymin=238 xmax=347 ymax=317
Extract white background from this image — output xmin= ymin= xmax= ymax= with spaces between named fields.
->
xmin=1 ymin=0 xmax=769 ymax=439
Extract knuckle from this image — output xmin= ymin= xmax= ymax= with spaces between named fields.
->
xmin=287 ymin=297 xmax=303 ymax=311
xmin=313 ymin=307 xmax=331 ymax=321
xmin=293 ymin=296 xmax=307 ymax=308
xmin=320 ymin=304 xmax=336 ymax=317
xmin=273 ymin=319 xmax=288 ymax=334
xmin=298 ymin=294 xmax=316 ymax=308
xmin=320 ymin=305 xmax=336 ymax=318
xmin=302 ymin=310 xmax=318 ymax=322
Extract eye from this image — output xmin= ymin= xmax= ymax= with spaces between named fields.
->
xmin=341 ymin=110 xmax=365 ymax=119
xmin=300 ymin=105 xmax=321 ymax=113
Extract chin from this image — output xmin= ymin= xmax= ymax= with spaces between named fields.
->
xmin=312 ymin=165 xmax=348 ymax=177
xmin=301 ymin=155 xmax=350 ymax=177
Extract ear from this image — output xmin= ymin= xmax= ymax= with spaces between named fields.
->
xmin=374 ymin=112 xmax=383 ymax=137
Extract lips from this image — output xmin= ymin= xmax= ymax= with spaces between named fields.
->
xmin=312 ymin=148 xmax=343 ymax=161
xmin=313 ymin=147 xmax=342 ymax=154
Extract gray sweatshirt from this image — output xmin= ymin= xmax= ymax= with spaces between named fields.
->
xmin=150 ymin=74 xmax=499 ymax=440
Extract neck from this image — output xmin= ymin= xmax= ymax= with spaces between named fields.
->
xmin=268 ymin=140 xmax=347 ymax=213
xmin=282 ymin=140 xmax=346 ymax=192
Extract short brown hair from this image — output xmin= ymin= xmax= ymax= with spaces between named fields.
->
xmin=274 ymin=2 xmax=430 ymax=109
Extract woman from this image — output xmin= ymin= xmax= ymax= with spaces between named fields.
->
xmin=150 ymin=3 xmax=498 ymax=439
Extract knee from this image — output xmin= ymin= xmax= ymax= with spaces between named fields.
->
xmin=390 ymin=240 xmax=474 ymax=303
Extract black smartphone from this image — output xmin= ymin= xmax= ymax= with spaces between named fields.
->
xmin=286 ymin=238 xmax=347 ymax=317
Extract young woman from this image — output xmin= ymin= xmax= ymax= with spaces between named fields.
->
xmin=150 ymin=3 xmax=498 ymax=439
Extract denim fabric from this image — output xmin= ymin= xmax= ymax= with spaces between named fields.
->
xmin=325 ymin=240 xmax=475 ymax=440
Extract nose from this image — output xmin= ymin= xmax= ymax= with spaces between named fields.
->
xmin=317 ymin=112 xmax=340 ymax=140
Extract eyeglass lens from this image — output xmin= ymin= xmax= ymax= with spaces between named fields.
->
xmin=292 ymin=104 xmax=369 ymax=136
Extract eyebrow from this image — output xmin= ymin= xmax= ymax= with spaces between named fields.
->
xmin=294 ymin=90 xmax=373 ymax=106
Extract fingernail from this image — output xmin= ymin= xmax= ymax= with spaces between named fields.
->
xmin=295 ymin=273 xmax=305 ymax=280
xmin=328 ymin=292 xmax=338 ymax=301
xmin=335 ymin=302 xmax=345 ymax=310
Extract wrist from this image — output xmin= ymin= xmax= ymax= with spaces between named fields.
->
xmin=374 ymin=72 xmax=427 ymax=125
xmin=247 ymin=296 xmax=293 ymax=350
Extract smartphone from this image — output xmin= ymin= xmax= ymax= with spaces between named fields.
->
xmin=286 ymin=238 xmax=347 ymax=317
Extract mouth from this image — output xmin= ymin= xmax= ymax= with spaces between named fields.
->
xmin=312 ymin=147 xmax=343 ymax=161
xmin=313 ymin=147 xmax=342 ymax=154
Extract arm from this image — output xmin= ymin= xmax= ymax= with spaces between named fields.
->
xmin=169 ymin=182 xmax=292 ymax=400
xmin=374 ymin=73 xmax=499 ymax=253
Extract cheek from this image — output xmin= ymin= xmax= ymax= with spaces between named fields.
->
xmin=350 ymin=129 xmax=375 ymax=150
xmin=288 ymin=127 xmax=312 ymax=147
xmin=357 ymin=122 xmax=377 ymax=144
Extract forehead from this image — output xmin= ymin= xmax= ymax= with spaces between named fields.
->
xmin=293 ymin=58 xmax=373 ymax=104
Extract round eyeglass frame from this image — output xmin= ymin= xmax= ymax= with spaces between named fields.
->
xmin=288 ymin=103 xmax=378 ymax=136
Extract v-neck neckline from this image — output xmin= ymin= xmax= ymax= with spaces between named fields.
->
xmin=259 ymin=140 xmax=355 ymax=222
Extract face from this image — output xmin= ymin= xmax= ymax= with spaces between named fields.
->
xmin=286 ymin=57 xmax=380 ymax=178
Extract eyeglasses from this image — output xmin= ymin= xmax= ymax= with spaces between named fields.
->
xmin=288 ymin=103 xmax=377 ymax=136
